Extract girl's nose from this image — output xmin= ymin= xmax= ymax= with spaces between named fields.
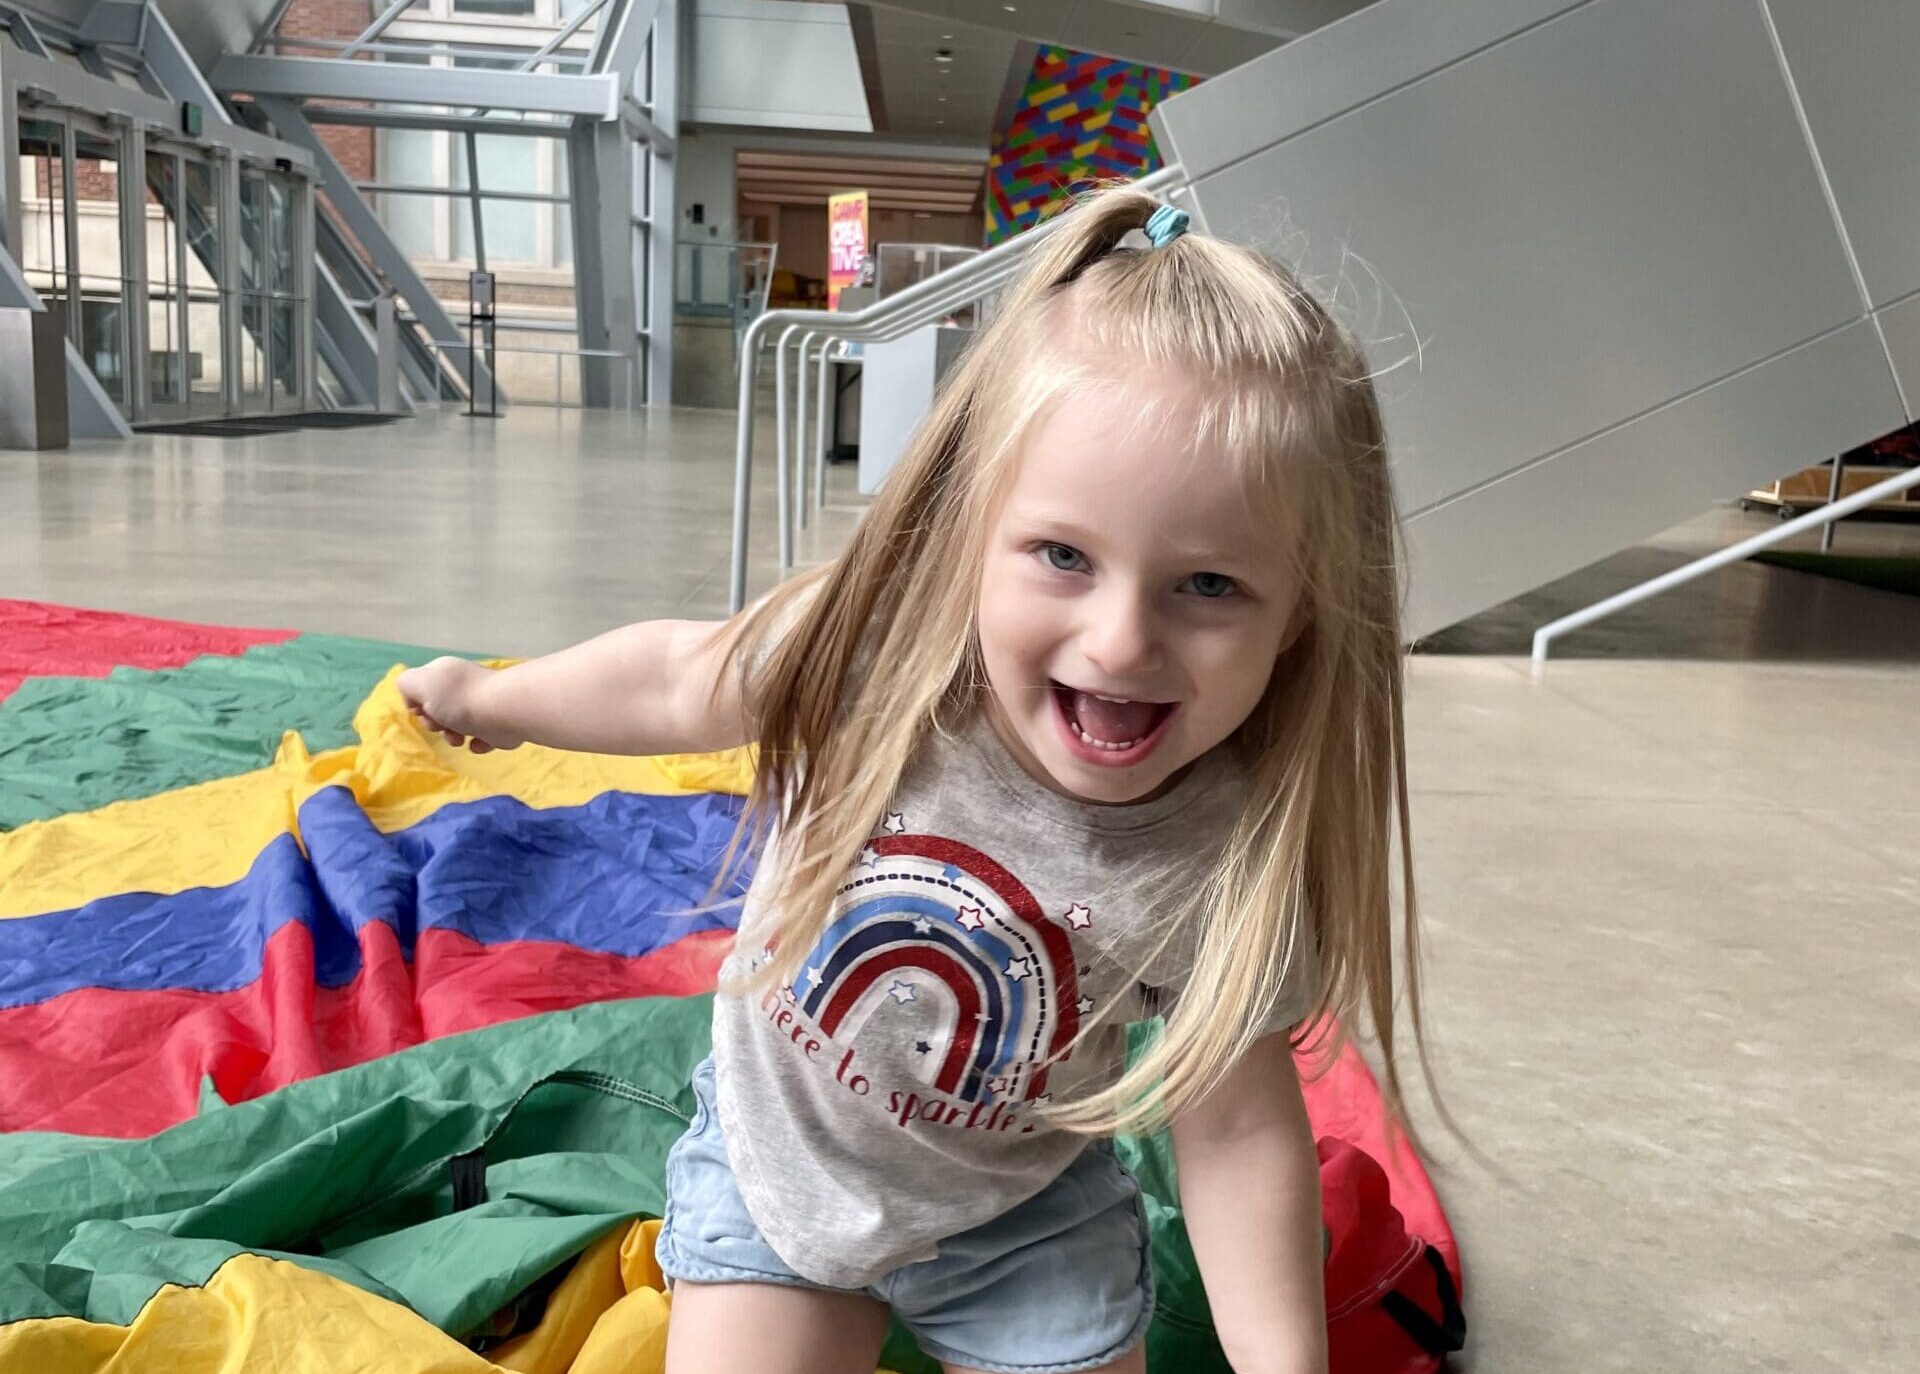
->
xmin=1082 ymin=588 xmax=1164 ymax=680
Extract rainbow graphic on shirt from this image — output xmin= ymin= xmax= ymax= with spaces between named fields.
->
xmin=791 ymin=825 xmax=1091 ymax=1104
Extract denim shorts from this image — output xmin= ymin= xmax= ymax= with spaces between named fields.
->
xmin=656 ymin=1059 xmax=1154 ymax=1374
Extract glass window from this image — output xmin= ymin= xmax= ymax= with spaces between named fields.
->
xmin=453 ymin=134 xmax=538 ymax=263
xmin=268 ymin=176 xmax=295 ymax=296
xmin=454 ymin=0 xmax=536 ymax=15
xmin=381 ymin=129 xmax=441 ymax=258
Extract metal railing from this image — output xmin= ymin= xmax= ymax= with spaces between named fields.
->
xmin=1530 ymin=462 xmax=1920 ymax=661
xmin=425 ymin=339 xmax=639 ymax=410
xmin=728 ymin=165 xmax=1188 ymax=612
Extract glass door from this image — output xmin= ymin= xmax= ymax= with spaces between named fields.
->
xmin=17 ymin=115 xmax=70 ymax=337
xmin=144 ymin=147 xmax=187 ymax=417
xmin=144 ymin=145 xmax=228 ymax=420
xmin=70 ymin=119 xmax=128 ymax=413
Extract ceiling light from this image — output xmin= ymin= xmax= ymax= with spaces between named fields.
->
xmin=938 ymin=95 xmax=948 ymax=102
xmin=914 ymin=212 xmax=932 ymax=219
xmin=1003 ymin=4 xmax=1017 ymax=11
xmin=933 ymin=48 xmax=954 ymax=63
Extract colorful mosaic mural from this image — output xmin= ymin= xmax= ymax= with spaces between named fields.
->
xmin=984 ymin=47 xmax=1200 ymax=245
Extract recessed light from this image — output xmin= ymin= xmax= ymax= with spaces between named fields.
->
xmin=937 ymin=95 xmax=947 ymax=102
xmin=1003 ymin=4 xmax=1017 ymax=11
xmin=914 ymin=212 xmax=932 ymax=219
xmin=933 ymin=48 xmax=954 ymax=63
xmin=942 ymin=32 xmax=952 ymax=39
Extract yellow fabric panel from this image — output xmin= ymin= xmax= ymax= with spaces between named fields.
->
xmin=1030 ymin=81 xmax=1068 ymax=103
xmin=0 ymin=667 xmax=755 ymax=919
xmin=491 ymin=1226 xmax=634 ymax=1374
xmin=1082 ymin=109 xmax=1112 ymax=133
xmin=1045 ymin=100 xmax=1079 ymax=121
xmin=1073 ymin=140 xmax=1100 ymax=160
xmin=0 ymin=1255 xmax=507 ymax=1374
xmin=0 ymin=1227 xmax=906 ymax=1374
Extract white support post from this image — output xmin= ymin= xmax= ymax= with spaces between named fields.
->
xmin=815 ymin=337 xmax=832 ymax=511
xmin=773 ymin=323 xmax=800 ymax=571
xmin=794 ymin=330 xmax=816 ymax=533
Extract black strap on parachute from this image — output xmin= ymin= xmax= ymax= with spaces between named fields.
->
xmin=1380 ymin=1244 xmax=1467 ymax=1355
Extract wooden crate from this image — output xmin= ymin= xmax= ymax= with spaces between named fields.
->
xmin=1744 ymin=464 xmax=1920 ymax=516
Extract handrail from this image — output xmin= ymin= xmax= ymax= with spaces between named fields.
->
xmin=728 ymin=166 xmax=1188 ymax=611
xmin=1530 ymin=461 xmax=1920 ymax=662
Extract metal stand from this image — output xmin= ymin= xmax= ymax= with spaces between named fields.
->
xmin=466 ymin=270 xmax=499 ymax=420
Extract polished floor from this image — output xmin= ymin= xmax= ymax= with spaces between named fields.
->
xmin=4 ymin=405 xmax=1917 ymax=1372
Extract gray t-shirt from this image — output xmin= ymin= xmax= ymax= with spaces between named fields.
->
xmin=709 ymin=710 xmax=1313 ymax=1288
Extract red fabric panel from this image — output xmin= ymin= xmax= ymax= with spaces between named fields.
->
xmin=0 ymin=599 xmax=294 ymax=702
xmin=0 ymin=922 xmax=733 ymax=1137
xmin=1302 ymin=1036 xmax=1463 ymax=1309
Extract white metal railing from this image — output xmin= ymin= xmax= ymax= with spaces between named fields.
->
xmin=728 ymin=165 xmax=1188 ymax=612
xmin=426 ymin=339 xmax=639 ymax=410
xmin=1530 ymin=462 xmax=1920 ymax=661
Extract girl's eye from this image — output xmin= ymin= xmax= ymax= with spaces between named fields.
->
xmin=1183 ymin=572 xmax=1237 ymax=599
xmin=1038 ymin=543 xmax=1088 ymax=573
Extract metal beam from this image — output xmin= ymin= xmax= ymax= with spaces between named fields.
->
xmin=569 ymin=120 xmax=636 ymax=407
xmin=267 ymin=36 xmax=588 ymax=68
xmin=139 ymin=3 xmax=234 ymax=125
xmin=211 ymin=54 xmax=620 ymax=119
xmin=618 ymin=93 xmax=671 ymax=154
xmin=255 ymin=95 xmax=501 ymax=405
xmin=1 ymin=6 xmax=52 ymax=58
xmin=357 ymin=180 xmax=571 ymax=205
xmin=303 ymin=106 xmax=571 ymax=138
xmin=645 ymin=0 xmax=679 ymax=404
xmin=465 ymin=0 xmax=611 ymax=118
xmin=341 ymin=0 xmax=420 ymax=59
xmin=595 ymin=0 xmax=662 ymax=87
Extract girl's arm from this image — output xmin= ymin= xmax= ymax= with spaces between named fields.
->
xmin=1171 ymin=1032 xmax=1327 ymax=1374
xmin=397 ymin=618 xmax=748 ymax=757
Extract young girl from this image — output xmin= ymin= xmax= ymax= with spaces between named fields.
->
xmin=398 ymin=186 xmax=1422 ymax=1374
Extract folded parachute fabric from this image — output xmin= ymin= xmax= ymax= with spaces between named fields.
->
xmin=0 ymin=609 xmax=484 ymax=831
xmin=0 ymin=668 xmax=754 ymax=1136
xmin=0 ymin=995 xmax=710 ymax=1373
xmin=0 ymin=601 xmax=1464 ymax=1373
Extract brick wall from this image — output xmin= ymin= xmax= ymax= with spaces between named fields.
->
xmin=278 ymin=0 xmax=376 ymax=181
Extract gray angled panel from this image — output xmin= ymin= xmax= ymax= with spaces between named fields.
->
xmin=1876 ymin=293 xmax=1920 ymax=423
xmin=1403 ymin=320 xmax=1905 ymax=638
xmin=1149 ymin=0 xmax=1586 ymax=181
xmin=1177 ymin=0 xmax=1861 ymax=517
xmin=1761 ymin=0 xmax=1920 ymax=310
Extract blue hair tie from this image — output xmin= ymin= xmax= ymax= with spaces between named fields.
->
xmin=1144 ymin=203 xmax=1190 ymax=248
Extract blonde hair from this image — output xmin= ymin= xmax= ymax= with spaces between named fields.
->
xmin=725 ymin=185 xmax=1426 ymax=1137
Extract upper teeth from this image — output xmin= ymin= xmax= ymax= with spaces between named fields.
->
xmin=1093 ymin=693 xmax=1131 ymax=703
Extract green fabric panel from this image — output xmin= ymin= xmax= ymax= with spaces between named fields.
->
xmin=0 ymin=997 xmax=1223 ymax=1365
xmin=0 ymin=631 xmax=477 ymax=831
xmin=0 ymin=994 xmax=709 ymax=1332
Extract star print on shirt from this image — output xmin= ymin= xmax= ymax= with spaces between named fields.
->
xmin=911 ymin=916 xmax=933 ymax=934
xmin=855 ymin=847 xmax=881 ymax=870
xmin=955 ymin=905 xmax=986 ymax=931
xmin=803 ymin=966 xmax=823 ymax=989
xmin=1062 ymin=902 xmax=1093 ymax=930
xmin=1005 ymin=956 xmax=1034 ymax=982
xmin=1076 ymin=995 xmax=1095 ymax=1015
xmin=887 ymin=979 xmax=917 ymax=1004
xmin=882 ymin=812 xmax=907 ymax=835
xmin=914 ymin=1040 xmax=932 ymax=1055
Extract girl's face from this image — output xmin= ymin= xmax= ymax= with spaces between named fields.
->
xmin=976 ymin=374 xmax=1302 ymax=806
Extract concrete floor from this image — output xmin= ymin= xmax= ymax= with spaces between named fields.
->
xmin=4 ymin=405 xmax=1917 ymax=1371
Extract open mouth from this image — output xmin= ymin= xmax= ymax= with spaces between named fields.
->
xmin=1050 ymin=681 xmax=1178 ymax=764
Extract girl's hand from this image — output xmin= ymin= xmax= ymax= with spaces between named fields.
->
xmin=397 ymin=657 xmax=524 ymax=753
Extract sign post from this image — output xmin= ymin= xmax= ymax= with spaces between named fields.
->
xmin=466 ymin=270 xmax=497 ymax=419
xmin=827 ymin=190 xmax=870 ymax=311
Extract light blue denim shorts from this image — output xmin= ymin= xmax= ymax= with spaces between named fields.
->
xmin=656 ymin=1058 xmax=1155 ymax=1374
